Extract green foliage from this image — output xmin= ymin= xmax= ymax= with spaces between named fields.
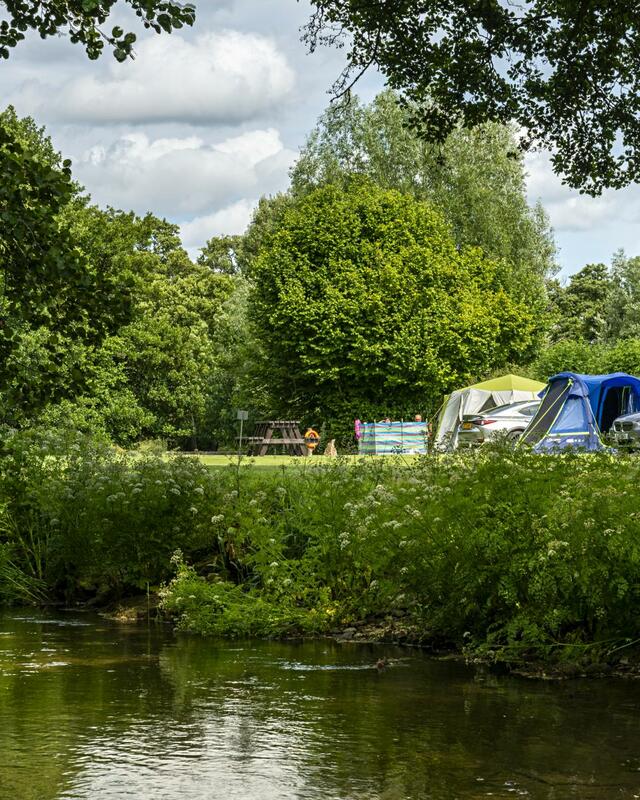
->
xmin=159 ymin=448 xmax=640 ymax=666
xmin=530 ymin=337 xmax=640 ymax=383
xmin=0 ymin=115 xmax=82 ymax=326
xmin=250 ymin=180 xmax=541 ymax=440
xmin=547 ymin=263 xmax=612 ymax=344
xmin=0 ymin=122 xmax=238 ymax=443
xmin=0 ymin=428 xmax=222 ymax=599
xmin=4 ymin=428 xmax=640 ymax=667
xmin=159 ymin=556 xmax=325 ymax=638
xmin=544 ymin=251 xmax=640 ymax=358
xmin=606 ymin=251 xmax=640 ymax=341
xmin=292 ymin=91 xmax=557 ymax=304
xmin=305 ymin=2 xmax=640 ymax=193
xmin=197 ymin=235 xmax=243 ymax=275
xmin=0 ymin=1 xmax=195 ymax=60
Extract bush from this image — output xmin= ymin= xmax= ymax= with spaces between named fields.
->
xmin=160 ymin=448 xmax=640 ymax=665
xmin=0 ymin=427 xmax=225 ymax=599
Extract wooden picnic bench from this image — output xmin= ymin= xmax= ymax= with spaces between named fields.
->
xmin=246 ymin=420 xmax=307 ymax=456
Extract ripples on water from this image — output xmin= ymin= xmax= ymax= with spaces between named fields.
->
xmin=1 ymin=610 xmax=640 ymax=800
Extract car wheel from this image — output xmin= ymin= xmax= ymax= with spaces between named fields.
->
xmin=507 ymin=429 xmax=524 ymax=442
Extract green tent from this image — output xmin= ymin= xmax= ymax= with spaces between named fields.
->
xmin=467 ymin=374 xmax=549 ymax=394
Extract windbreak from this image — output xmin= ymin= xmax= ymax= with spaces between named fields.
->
xmin=359 ymin=421 xmax=428 ymax=454
xmin=522 ymin=378 xmax=572 ymax=446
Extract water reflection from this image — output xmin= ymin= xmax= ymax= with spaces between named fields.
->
xmin=1 ymin=610 xmax=640 ymax=799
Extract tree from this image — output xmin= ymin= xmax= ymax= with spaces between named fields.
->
xmin=198 ymin=194 xmax=293 ymax=278
xmin=291 ymin=90 xmax=556 ymax=305
xmin=0 ymin=1 xmax=195 ymax=61
xmin=0 ymin=113 xmax=89 ymax=394
xmin=606 ymin=251 xmax=640 ymax=342
xmin=250 ymin=180 xmax=540 ymax=439
xmin=305 ymin=2 xmax=640 ymax=193
xmin=50 ymin=209 xmax=237 ymax=445
xmin=198 ymin=235 xmax=243 ymax=276
xmin=547 ymin=263 xmax=612 ymax=345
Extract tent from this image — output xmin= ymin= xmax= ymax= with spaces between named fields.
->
xmin=359 ymin=420 xmax=428 ymax=455
xmin=434 ymin=374 xmax=547 ymax=451
xmin=522 ymin=372 xmax=640 ymax=451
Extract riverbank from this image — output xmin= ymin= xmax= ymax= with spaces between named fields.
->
xmin=102 ymin=593 xmax=640 ymax=680
xmin=2 ymin=428 xmax=640 ymax=674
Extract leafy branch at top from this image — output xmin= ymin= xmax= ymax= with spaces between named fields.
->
xmin=0 ymin=0 xmax=196 ymax=61
xmin=304 ymin=1 xmax=640 ymax=195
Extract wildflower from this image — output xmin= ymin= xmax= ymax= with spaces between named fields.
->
xmin=189 ymin=506 xmax=198 ymax=515
xmin=269 ymin=561 xmax=279 ymax=568
xmin=211 ymin=514 xmax=224 ymax=524
xmin=193 ymin=487 xmax=204 ymax=496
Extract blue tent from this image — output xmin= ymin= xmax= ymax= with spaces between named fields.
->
xmin=522 ymin=372 xmax=640 ymax=451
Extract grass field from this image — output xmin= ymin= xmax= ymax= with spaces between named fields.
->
xmin=191 ymin=453 xmax=420 ymax=470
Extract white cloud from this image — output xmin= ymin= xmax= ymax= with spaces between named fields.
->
xmin=13 ymin=30 xmax=295 ymax=125
xmin=180 ymin=200 xmax=256 ymax=257
xmin=526 ymin=150 xmax=619 ymax=232
xmin=74 ymin=128 xmax=297 ymax=219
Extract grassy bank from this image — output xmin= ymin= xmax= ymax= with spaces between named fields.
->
xmin=1 ymin=428 xmax=640 ymax=671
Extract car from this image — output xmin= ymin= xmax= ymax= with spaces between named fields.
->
xmin=610 ymin=412 xmax=640 ymax=449
xmin=456 ymin=400 xmax=541 ymax=447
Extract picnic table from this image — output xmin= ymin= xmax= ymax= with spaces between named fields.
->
xmin=245 ymin=420 xmax=307 ymax=456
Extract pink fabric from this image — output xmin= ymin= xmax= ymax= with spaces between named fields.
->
xmin=354 ymin=419 xmax=362 ymax=440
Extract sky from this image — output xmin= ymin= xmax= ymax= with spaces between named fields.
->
xmin=3 ymin=0 xmax=639 ymax=277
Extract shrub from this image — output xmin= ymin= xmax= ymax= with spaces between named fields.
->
xmin=0 ymin=427 xmax=225 ymax=598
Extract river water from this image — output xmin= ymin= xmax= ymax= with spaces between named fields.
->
xmin=1 ymin=610 xmax=640 ymax=800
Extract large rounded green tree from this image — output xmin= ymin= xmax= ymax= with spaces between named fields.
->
xmin=250 ymin=181 xmax=541 ymax=440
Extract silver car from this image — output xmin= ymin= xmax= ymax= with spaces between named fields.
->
xmin=457 ymin=400 xmax=540 ymax=447
xmin=610 ymin=412 xmax=640 ymax=449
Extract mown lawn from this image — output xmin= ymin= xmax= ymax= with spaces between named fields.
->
xmin=193 ymin=454 xmax=420 ymax=470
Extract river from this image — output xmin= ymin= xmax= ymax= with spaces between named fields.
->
xmin=1 ymin=610 xmax=640 ymax=799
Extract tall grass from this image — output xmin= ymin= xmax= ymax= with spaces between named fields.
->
xmin=2 ymin=427 xmax=640 ymax=666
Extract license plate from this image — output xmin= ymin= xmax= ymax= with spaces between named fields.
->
xmin=462 ymin=422 xmax=473 ymax=430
